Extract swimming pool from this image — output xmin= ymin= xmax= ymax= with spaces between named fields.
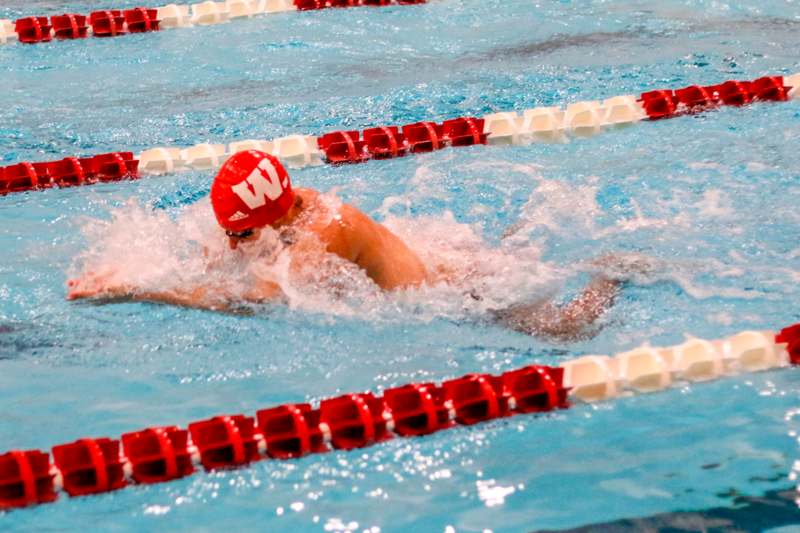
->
xmin=2 ymin=0 xmax=800 ymax=530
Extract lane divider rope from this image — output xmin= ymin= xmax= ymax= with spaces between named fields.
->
xmin=0 ymin=0 xmax=426 ymax=47
xmin=1 ymin=73 xmax=798 ymax=197
xmin=1 ymin=323 xmax=798 ymax=510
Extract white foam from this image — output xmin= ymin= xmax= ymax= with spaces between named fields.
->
xmin=502 ymin=175 xmax=602 ymax=244
xmin=383 ymin=211 xmax=557 ymax=315
xmin=695 ymin=189 xmax=734 ymax=218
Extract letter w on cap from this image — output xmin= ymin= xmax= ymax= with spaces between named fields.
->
xmin=231 ymin=159 xmax=286 ymax=209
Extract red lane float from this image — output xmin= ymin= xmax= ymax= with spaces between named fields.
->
xmin=49 ymin=157 xmax=87 ymax=186
xmin=10 ymin=8 xmax=159 ymax=45
xmin=0 ymin=152 xmax=139 ymax=195
xmin=0 ymin=362 xmax=573 ymax=510
xmin=674 ymin=85 xmax=715 ymax=110
xmin=124 ymin=8 xmax=160 ymax=33
xmin=52 ymin=14 xmax=89 ymax=40
xmin=317 ymin=117 xmax=486 ymax=165
xmin=257 ymin=404 xmax=327 ymax=458
xmin=750 ymin=76 xmax=790 ymax=101
xmin=93 ymin=151 xmax=139 ymax=180
xmin=364 ymin=126 xmax=405 ymax=159
xmin=776 ymin=324 xmax=800 ymax=365
xmin=0 ymin=319 xmax=795 ymax=512
xmin=0 ymin=450 xmax=57 ymax=510
xmin=502 ymin=365 xmax=568 ymax=413
xmin=89 ymin=11 xmax=128 ymax=38
xmin=14 ymin=17 xmax=53 ymax=44
xmin=1 ymin=163 xmax=45 ymax=193
xmin=383 ymin=383 xmax=450 ymax=436
xmin=403 ymin=121 xmax=444 ymax=152
xmin=638 ymin=75 xmax=791 ymax=119
xmin=320 ymin=393 xmax=391 ymax=449
xmin=639 ymin=90 xmax=677 ymax=120
xmin=318 ymin=130 xmax=367 ymax=164
xmin=187 ymin=415 xmax=262 ymax=470
xmin=295 ymin=0 xmax=419 ymax=9
xmin=5 ymin=0 xmax=420 ymax=47
xmin=51 ymin=438 xmax=127 ymax=496
xmin=442 ymin=117 xmax=487 ymax=147
xmin=121 ymin=427 xmax=194 ymax=483
xmin=442 ymin=374 xmax=502 ymax=424
xmin=2 ymin=73 xmax=798 ymax=197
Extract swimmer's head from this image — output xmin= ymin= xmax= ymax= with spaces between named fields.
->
xmin=211 ymin=150 xmax=295 ymax=239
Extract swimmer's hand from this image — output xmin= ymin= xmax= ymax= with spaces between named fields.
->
xmin=67 ymin=270 xmax=128 ymax=300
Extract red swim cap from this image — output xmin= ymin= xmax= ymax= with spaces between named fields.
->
xmin=211 ymin=150 xmax=295 ymax=232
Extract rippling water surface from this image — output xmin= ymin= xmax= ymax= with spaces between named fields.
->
xmin=1 ymin=0 xmax=799 ymax=531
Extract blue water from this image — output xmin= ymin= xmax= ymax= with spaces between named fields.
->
xmin=1 ymin=0 xmax=800 ymax=531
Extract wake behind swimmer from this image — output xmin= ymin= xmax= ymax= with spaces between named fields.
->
xmin=67 ymin=151 xmax=630 ymax=342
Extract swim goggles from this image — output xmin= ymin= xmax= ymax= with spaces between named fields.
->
xmin=225 ymin=228 xmax=255 ymax=239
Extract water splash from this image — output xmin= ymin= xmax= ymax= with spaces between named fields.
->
xmin=68 ymin=190 xmax=560 ymax=324
xmin=68 ymin=156 xmax=775 ymax=325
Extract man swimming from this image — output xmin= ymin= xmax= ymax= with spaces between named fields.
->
xmin=67 ymin=150 xmax=623 ymax=341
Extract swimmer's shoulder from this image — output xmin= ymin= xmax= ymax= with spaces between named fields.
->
xmin=295 ymin=187 xmax=319 ymax=202
xmin=295 ymin=188 xmax=366 ymax=223
xmin=293 ymin=188 xmax=327 ymax=228
xmin=336 ymin=203 xmax=382 ymax=238
xmin=294 ymin=188 xmax=375 ymax=243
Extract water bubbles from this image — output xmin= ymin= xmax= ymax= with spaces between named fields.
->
xmin=324 ymin=518 xmax=360 ymax=532
xmin=475 ymin=479 xmax=516 ymax=507
xmin=143 ymin=504 xmax=171 ymax=515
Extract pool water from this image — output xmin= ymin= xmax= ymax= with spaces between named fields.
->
xmin=1 ymin=0 xmax=800 ymax=531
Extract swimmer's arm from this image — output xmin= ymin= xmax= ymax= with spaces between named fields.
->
xmin=68 ymin=278 xmax=285 ymax=311
xmin=132 ymin=281 xmax=285 ymax=311
xmin=555 ymin=275 xmax=621 ymax=331
xmin=491 ymin=275 xmax=621 ymax=342
xmin=128 ymin=287 xmax=227 ymax=311
xmin=328 ymin=205 xmax=428 ymax=290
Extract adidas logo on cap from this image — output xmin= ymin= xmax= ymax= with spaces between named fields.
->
xmin=229 ymin=211 xmax=250 ymax=222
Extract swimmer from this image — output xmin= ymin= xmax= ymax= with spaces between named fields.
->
xmin=67 ymin=150 xmax=629 ymax=341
